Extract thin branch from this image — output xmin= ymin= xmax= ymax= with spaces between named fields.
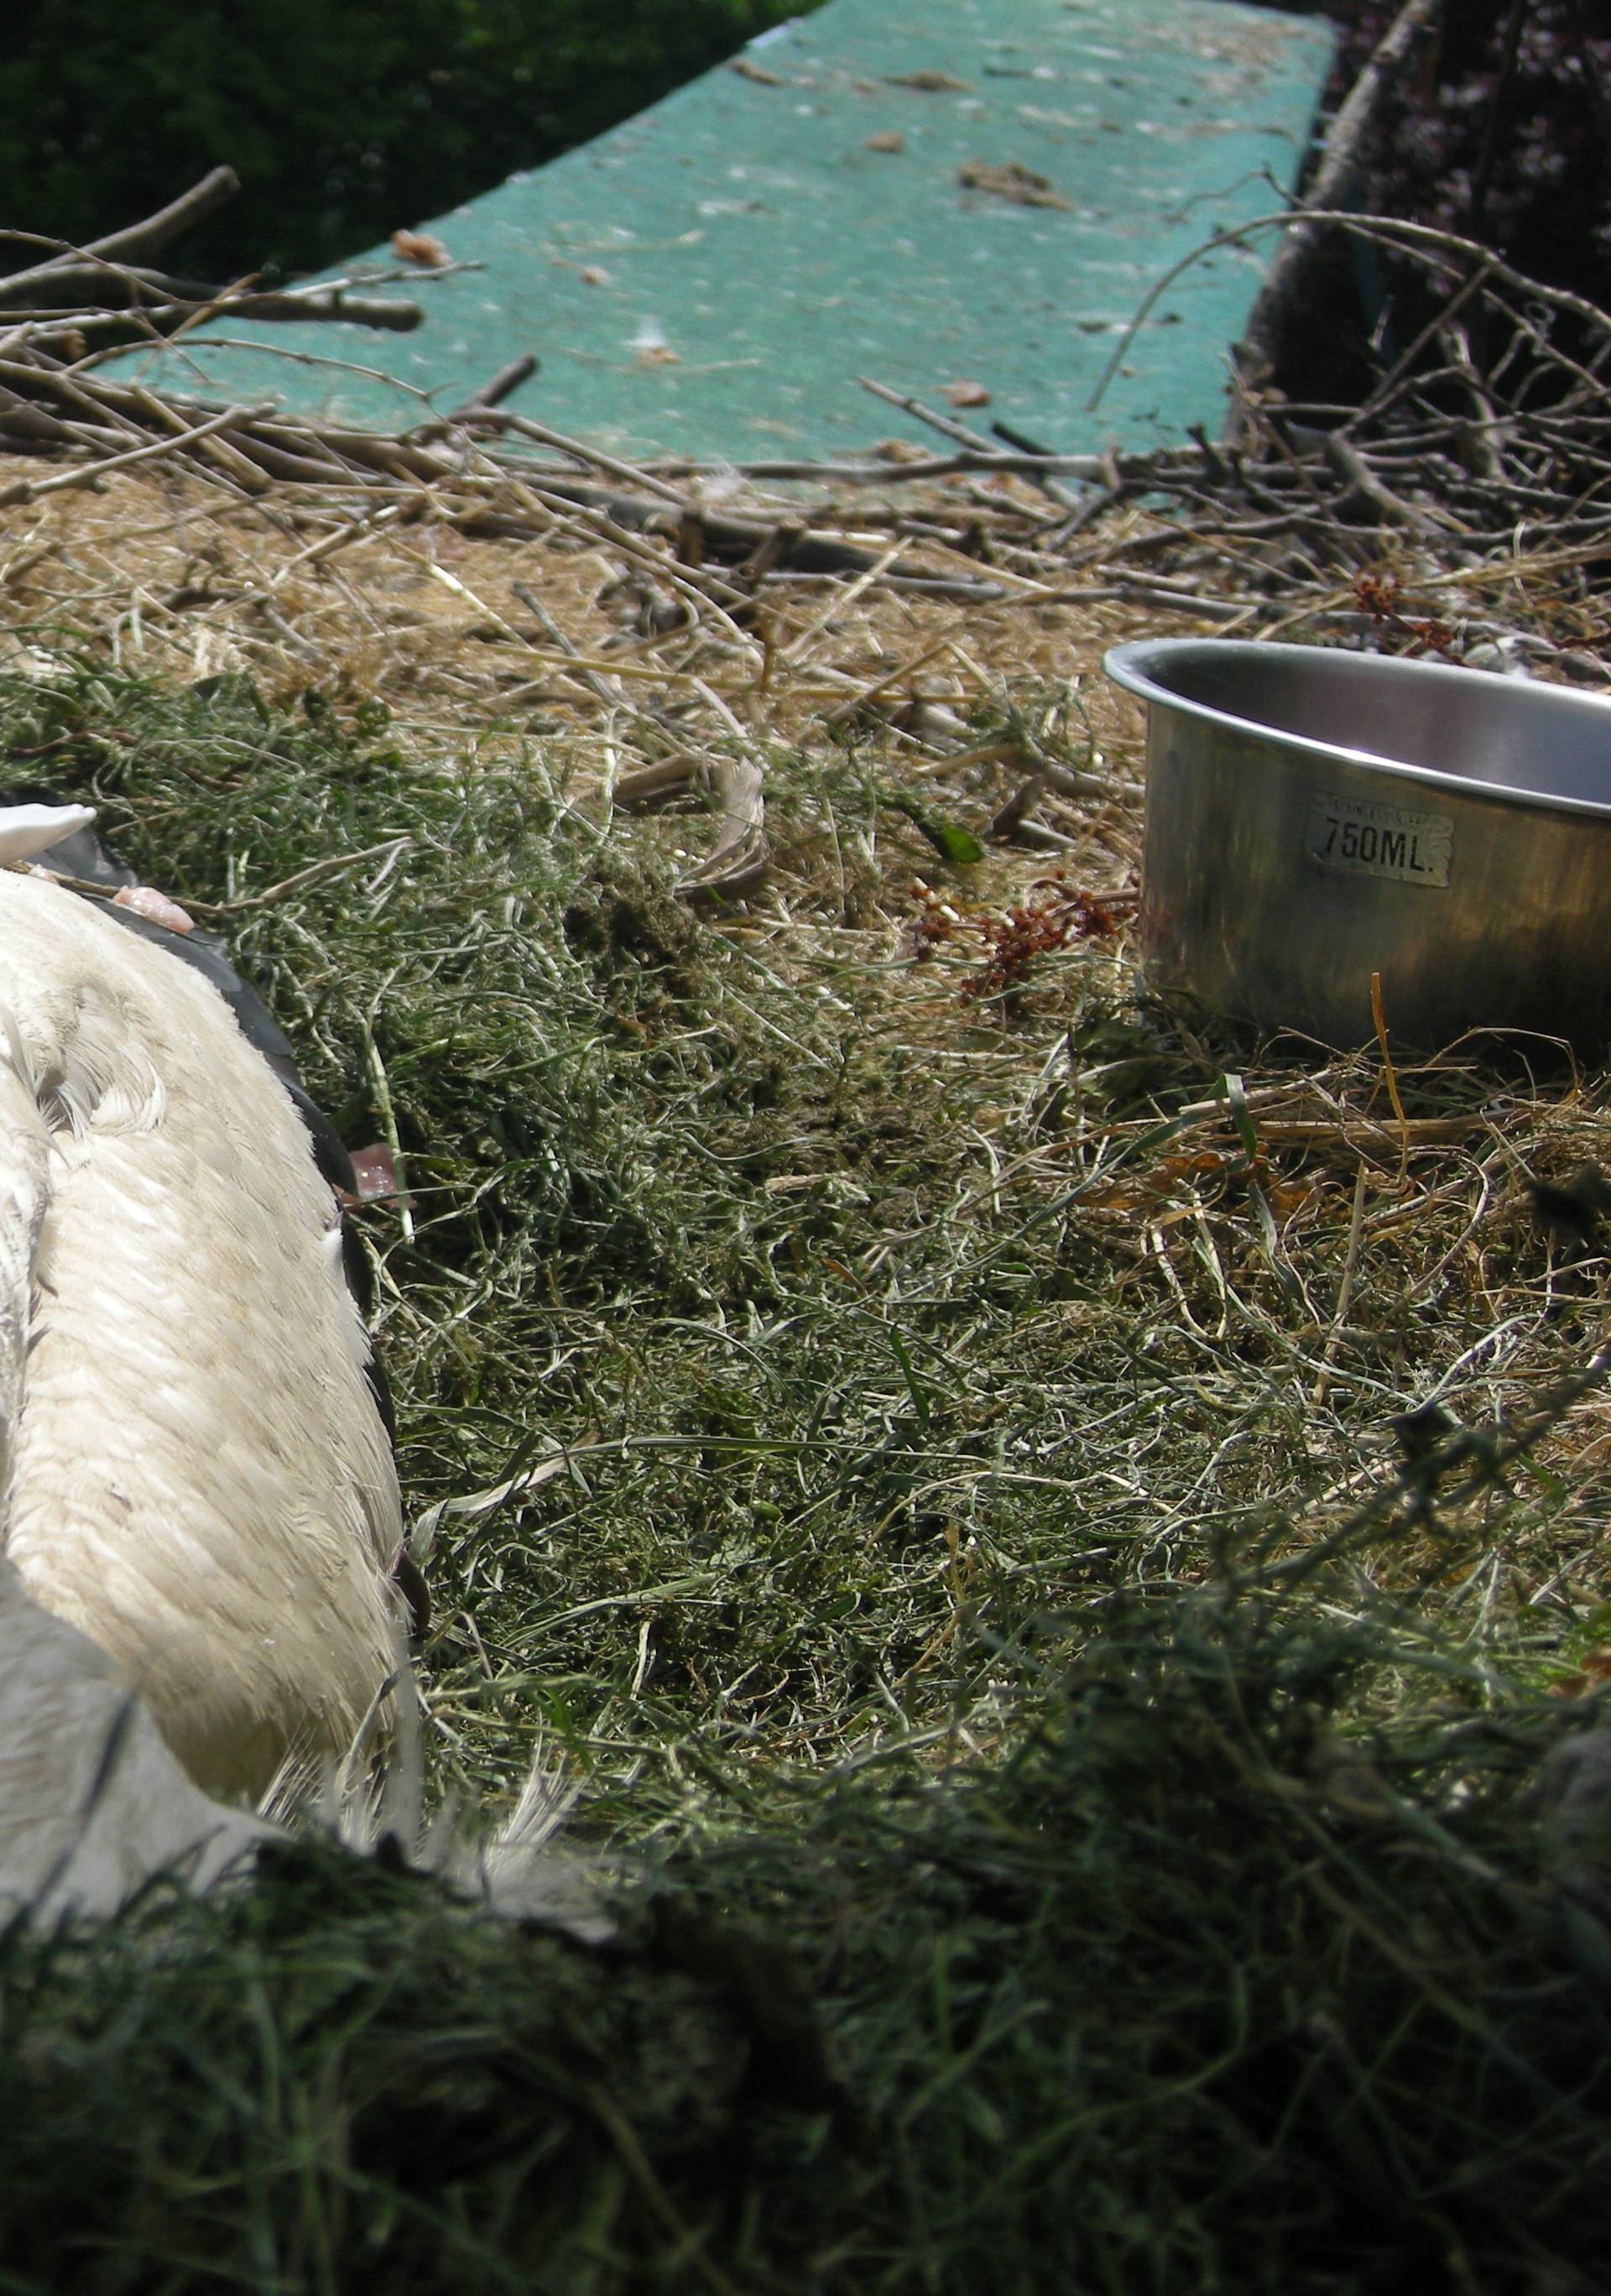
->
xmin=0 ymin=167 xmax=242 ymax=298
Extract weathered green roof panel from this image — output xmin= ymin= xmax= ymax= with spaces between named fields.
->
xmin=125 ymin=0 xmax=1333 ymax=458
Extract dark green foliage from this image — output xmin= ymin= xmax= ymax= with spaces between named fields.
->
xmin=0 ymin=0 xmax=806 ymax=283
xmin=1280 ymin=0 xmax=1611 ymax=404
xmin=0 ymin=1592 xmax=1607 ymax=2295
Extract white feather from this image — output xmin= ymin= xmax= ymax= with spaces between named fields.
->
xmin=0 ymin=1557 xmax=271 ymax=1923
xmin=0 ymin=1558 xmax=613 ymax=1937
xmin=0 ymin=868 xmax=405 ymax=1802
xmin=0 ymin=866 xmax=613 ymax=1940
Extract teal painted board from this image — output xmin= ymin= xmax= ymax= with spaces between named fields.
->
xmin=123 ymin=0 xmax=1333 ymax=459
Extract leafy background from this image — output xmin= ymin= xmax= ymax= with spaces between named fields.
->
xmin=0 ymin=0 xmax=802 ymax=282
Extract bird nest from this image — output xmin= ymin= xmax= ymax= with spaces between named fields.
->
xmin=4 ymin=184 xmax=1611 ymax=2293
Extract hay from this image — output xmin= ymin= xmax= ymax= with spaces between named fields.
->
xmin=2 ymin=232 xmax=1611 ymax=2289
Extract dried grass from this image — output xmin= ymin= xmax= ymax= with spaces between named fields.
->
xmin=0 ymin=342 xmax=1610 ymax=2289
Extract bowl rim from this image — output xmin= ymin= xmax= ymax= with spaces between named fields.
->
xmin=1103 ymin=637 xmax=1611 ymax=822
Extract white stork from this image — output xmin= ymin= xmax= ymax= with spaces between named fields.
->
xmin=0 ymin=804 xmax=406 ymax=1839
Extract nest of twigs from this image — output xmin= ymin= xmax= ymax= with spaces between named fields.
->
xmin=6 ymin=119 xmax=1611 ymax=2292
xmin=5 ymin=156 xmax=1611 ymax=895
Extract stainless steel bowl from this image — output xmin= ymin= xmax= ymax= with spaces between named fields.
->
xmin=1103 ymin=638 xmax=1611 ymax=1051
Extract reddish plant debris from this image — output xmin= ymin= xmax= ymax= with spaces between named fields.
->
xmin=907 ymin=875 xmax=1119 ymax=998
xmin=957 ymin=159 xmax=1071 ymax=211
xmin=887 ymin=70 xmax=973 ymax=93
xmin=1550 ymin=1646 xmax=1611 ymax=1700
xmin=907 ymin=880 xmax=964 ymax=957
xmin=1354 ymin=571 xmax=1460 ymax=660
xmin=966 ymin=887 xmax=1118 ymax=1000
xmin=389 ymin=228 xmax=450 ymax=267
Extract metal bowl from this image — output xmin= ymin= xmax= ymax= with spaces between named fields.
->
xmin=1103 ymin=638 xmax=1611 ymax=1051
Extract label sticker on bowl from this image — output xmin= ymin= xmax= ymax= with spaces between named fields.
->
xmin=1306 ymin=792 xmax=1452 ymax=886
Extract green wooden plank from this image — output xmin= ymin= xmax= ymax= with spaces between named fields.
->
xmin=122 ymin=0 xmax=1332 ymax=458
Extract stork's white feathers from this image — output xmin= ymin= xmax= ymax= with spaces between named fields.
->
xmin=0 ymin=864 xmax=405 ymax=1803
xmin=0 ymin=1555 xmax=613 ymax=1939
xmin=0 ymin=1555 xmax=271 ymax=1923
xmin=0 ymin=849 xmax=612 ymax=1941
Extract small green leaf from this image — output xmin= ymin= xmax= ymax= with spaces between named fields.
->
xmin=882 ymin=791 xmax=985 ymax=866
